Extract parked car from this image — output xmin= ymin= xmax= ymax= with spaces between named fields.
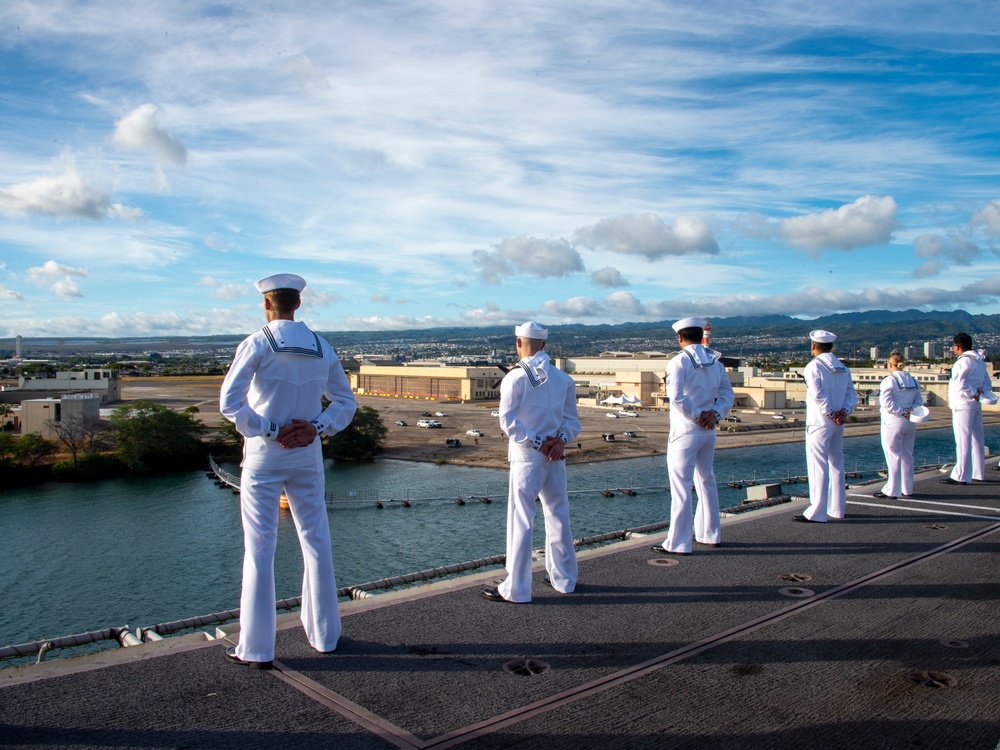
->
xmin=622 ymin=431 xmax=638 ymax=438
xmin=618 ymin=410 xmax=637 ymax=417
xmin=606 ymin=412 xmax=618 ymax=419
xmin=417 ymin=419 xmax=442 ymax=428
xmin=772 ymin=414 xmax=786 ymax=420
xmin=725 ymin=416 xmax=742 ymax=423
xmin=395 ymin=420 xmax=408 ymax=426
xmin=601 ymin=433 xmax=616 ymax=442
xmin=466 ymin=429 xmax=484 ymax=437
xmin=420 ymin=411 xmax=433 ymax=417
xmin=445 ymin=437 xmax=462 ymax=447
xmin=490 ymin=410 xmax=500 ymax=417
xmin=435 ymin=411 xmax=448 ymax=417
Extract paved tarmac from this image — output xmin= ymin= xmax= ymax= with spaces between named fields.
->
xmin=2 ymin=464 xmax=999 ymax=749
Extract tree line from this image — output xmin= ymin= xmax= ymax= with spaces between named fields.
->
xmin=1 ymin=401 xmax=387 ymax=489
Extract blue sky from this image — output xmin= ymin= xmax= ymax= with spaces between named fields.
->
xmin=1 ymin=1 xmax=998 ymax=338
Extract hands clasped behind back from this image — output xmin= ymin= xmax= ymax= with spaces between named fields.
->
xmin=278 ymin=419 xmax=318 ymax=449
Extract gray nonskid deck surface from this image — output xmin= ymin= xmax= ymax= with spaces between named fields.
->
xmin=1 ymin=471 xmax=997 ymax=750
xmin=0 ymin=646 xmax=393 ymax=750
xmin=280 ymin=493 xmax=997 ymax=740
xmin=479 ymin=535 xmax=1000 ymax=750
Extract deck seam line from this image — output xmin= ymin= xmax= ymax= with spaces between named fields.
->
xmin=846 ymin=499 xmax=1000 ymax=520
xmin=418 ymin=521 xmax=1000 ymax=748
xmin=849 ymin=496 xmax=1000 ymax=512
xmin=270 ymin=661 xmax=428 ymax=749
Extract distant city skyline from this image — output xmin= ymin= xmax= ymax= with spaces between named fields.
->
xmin=1 ymin=2 xmax=998 ymax=339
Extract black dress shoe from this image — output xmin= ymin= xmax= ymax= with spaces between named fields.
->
xmin=481 ymin=587 xmax=509 ymax=602
xmin=872 ymin=491 xmax=896 ymax=499
xmin=940 ymin=478 xmax=968 ymax=485
xmin=791 ymin=514 xmax=822 ymax=523
xmin=650 ymin=544 xmax=690 ymax=555
xmin=543 ymin=574 xmax=553 ymax=588
xmin=225 ymin=646 xmax=272 ymax=670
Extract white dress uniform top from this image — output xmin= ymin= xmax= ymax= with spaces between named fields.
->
xmin=948 ymin=350 xmax=992 ymax=483
xmin=220 ymin=275 xmax=356 ymax=663
xmin=878 ymin=371 xmax=923 ymax=497
xmin=498 ymin=333 xmax=581 ymax=602
xmin=661 ymin=337 xmax=735 ymax=553
xmin=803 ymin=332 xmax=858 ymax=522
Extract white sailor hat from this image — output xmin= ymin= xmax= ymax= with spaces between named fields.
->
xmin=514 ymin=321 xmax=548 ymax=340
xmin=254 ymin=273 xmax=306 ymax=294
xmin=672 ymin=317 xmax=707 ymax=333
xmin=809 ymin=329 xmax=837 ymax=343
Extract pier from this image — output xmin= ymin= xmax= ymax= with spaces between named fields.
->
xmin=2 ymin=466 xmax=998 ymax=748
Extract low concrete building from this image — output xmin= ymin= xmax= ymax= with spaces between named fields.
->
xmin=13 ymin=368 xmax=121 ymax=404
xmin=21 ymin=394 xmax=101 ymax=440
xmin=356 ymin=364 xmax=505 ymax=401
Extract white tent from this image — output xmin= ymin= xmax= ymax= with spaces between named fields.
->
xmin=600 ymin=395 xmax=626 ymax=405
xmin=623 ymin=395 xmax=643 ymax=405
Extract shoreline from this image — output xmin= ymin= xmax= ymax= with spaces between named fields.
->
xmin=116 ymin=377 xmax=999 ymax=471
xmin=377 ymin=414 xmax=987 ymax=469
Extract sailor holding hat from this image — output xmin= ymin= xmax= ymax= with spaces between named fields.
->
xmin=875 ymin=351 xmax=923 ymax=499
xmin=483 ymin=321 xmax=581 ymax=603
xmin=943 ymin=332 xmax=993 ymax=485
xmin=796 ymin=329 xmax=857 ymax=523
xmin=220 ymin=273 xmax=356 ymax=668
xmin=653 ymin=317 xmax=734 ymax=554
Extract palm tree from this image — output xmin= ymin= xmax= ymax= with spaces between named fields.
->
xmin=0 ymin=402 xmax=13 ymax=430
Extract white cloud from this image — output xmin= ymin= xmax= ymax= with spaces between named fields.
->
xmin=912 ymin=233 xmax=979 ymax=276
xmin=912 ymin=259 xmax=947 ymax=278
xmin=26 ymin=260 xmax=89 ymax=299
xmin=213 ymin=284 xmax=243 ymax=301
xmin=340 ymin=302 xmax=537 ymax=331
xmin=779 ymin=195 xmax=898 ymax=254
xmin=0 ymin=164 xmax=110 ymax=219
xmin=972 ymin=200 xmax=1000 ymax=239
xmin=107 ymin=204 xmax=144 ymax=221
xmin=602 ymin=291 xmax=646 ymax=316
xmin=112 ymin=103 xmax=188 ymax=168
xmin=473 ymin=236 xmax=584 ymax=283
xmin=370 ymin=293 xmax=390 ymax=303
xmin=204 ymin=233 xmax=234 ymax=252
xmin=302 ymin=289 xmax=341 ymax=308
xmin=534 ymin=275 xmax=1000 ymax=322
xmin=1 ymin=308 xmax=264 ymax=338
xmin=341 ymin=314 xmax=443 ymax=331
xmin=0 ymin=283 xmax=24 ymax=302
xmin=573 ymin=213 xmax=719 ymax=259
xmin=590 ymin=266 xmax=629 ymax=288
xmin=541 ymin=296 xmax=605 ymax=318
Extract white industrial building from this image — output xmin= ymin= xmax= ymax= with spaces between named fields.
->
xmin=20 ymin=394 xmax=101 ymax=440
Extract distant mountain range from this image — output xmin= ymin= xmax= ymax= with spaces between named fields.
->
xmin=312 ymin=309 xmax=1000 ymax=358
xmin=6 ymin=309 xmax=999 ymax=359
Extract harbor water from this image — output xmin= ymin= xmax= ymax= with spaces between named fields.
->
xmin=1 ymin=425 xmax=995 ymax=651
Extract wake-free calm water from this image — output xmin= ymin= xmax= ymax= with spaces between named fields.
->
xmin=1 ymin=426 xmax=993 ymax=649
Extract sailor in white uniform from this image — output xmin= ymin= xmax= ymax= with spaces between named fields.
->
xmin=876 ymin=351 xmax=923 ymax=499
xmin=220 ymin=273 xmax=356 ymax=668
xmin=944 ymin=332 xmax=993 ymax=485
xmin=797 ymin=330 xmax=858 ymax=523
xmin=654 ymin=317 xmax=734 ymax=554
xmin=483 ymin=322 xmax=581 ymax=603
